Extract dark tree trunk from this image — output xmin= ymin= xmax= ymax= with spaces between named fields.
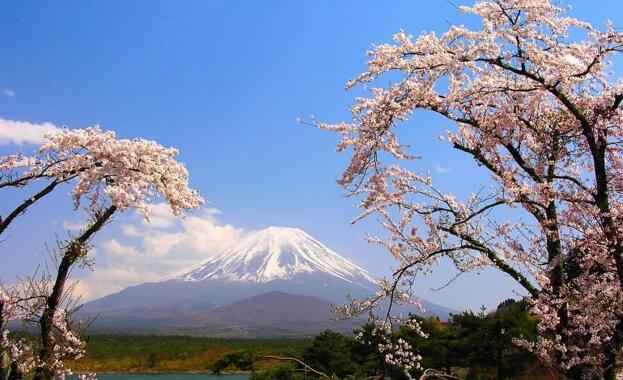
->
xmin=496 ymin=346 xmax=503 ymax=380
xmin=603 ymin=320 xmax=623 ymax=380
xmin=566 ymin=363 xmax=601 ymax=380
xmin=7 ymin=362 xmax=21 ymax=380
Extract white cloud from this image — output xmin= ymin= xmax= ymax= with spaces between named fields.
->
xmin=102 ymin=239 xmax=141 ymax=259
xmin=55 ymin=219 xmax=88 ymax=231
xmin=0 ymin=118 xmax=60 ymax=146
xmin=3 ymin=89 xmax=15 ymax=97
xmin=121 ymin=224 xmax=140 ymax=237
xmin=72 ymin=280 xmax=92 ymax=301
xmin=74 ymin=267 xmax=162 ymax=301
xmin=76 ymin=205 xmax=247 ymax=301
xmin=434 ymin=163 xmax=452 ymax=174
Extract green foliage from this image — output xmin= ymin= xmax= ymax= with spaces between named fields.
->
xmin=251 ymin=363 xmax=302 ymax=380
xmin=146 ymin=352 xmax=158 ymax=369
xmin=350 ymin=323 xmax=389 ymax=378
xmin=399 ymin=316 xmax=458 ymax=375
xmin=301 ymin=330 xmax=356 ymax=378
xmin=395 ymin=299 xmax=541 ymax=379
xmin=1 ymin=351 xmax=11 ymax=380
xmin=211 ymin=349 xmax=256 ymax=374
xmin=251 ymin=299 xmax=541 ymax=380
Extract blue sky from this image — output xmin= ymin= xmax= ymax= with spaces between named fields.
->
xmin=2 ymin=0 xmax=622 ymax=310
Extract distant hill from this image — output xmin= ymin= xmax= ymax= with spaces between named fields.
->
xmin=81 ymin=226 xmax=458 ymax=336
xmin=194 ymin=291 xmax=336 ymax=325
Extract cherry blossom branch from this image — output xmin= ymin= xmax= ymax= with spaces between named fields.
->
xmin=0 ymin=179 xmax=64 ymax=236
xmin=441 ymin=226 xmax=539 ymax=297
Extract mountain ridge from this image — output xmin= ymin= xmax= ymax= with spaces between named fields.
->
xmin=193 ymin=291 xmax=337 ymax=325
xmin=82 ymin=226 xmax=458 ymax=336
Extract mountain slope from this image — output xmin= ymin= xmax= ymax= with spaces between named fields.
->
xmin=82 ymin=226 xmax=458 ymax=335
xmin=179 ymin=226 xmax=374 ymax=286
xmin=195 ymin=291 xmax=337 ymax=325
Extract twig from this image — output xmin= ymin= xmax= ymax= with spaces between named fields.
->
xmin=419 ymin=368 xmax=463 ymax=380
xmin=263 ymin=356 xmax=331 ymax=379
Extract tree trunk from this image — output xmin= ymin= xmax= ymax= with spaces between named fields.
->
xmin=0 ymin=300 xmax=8 ymax=380
xmin=603 ymin=320 xmax=623 ymax=380
xmin=32 ymin=206 xmax=116 ymax=380
xmin=496 ymin=347 xmax=503 ymax=380
xmin=566 ymin=363 xmax=601 ymax=380
xmin=33 ymin=246 xmax=77 ymax=380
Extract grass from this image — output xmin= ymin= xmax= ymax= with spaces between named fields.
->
xmin=67 ymin=335 xmax=311 ymax=374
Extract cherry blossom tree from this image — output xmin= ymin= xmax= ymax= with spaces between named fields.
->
xmin=318 ymin=0 xmax=623 ymax=378
xmin=1 ymin=275 xmax=85 ymax=380
xmin=0 ymin=127 xmax=204 ymax=380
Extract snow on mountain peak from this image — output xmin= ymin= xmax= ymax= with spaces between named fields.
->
xmin=178 ymin=226 xmax=375 ymax=285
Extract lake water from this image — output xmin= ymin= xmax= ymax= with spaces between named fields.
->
xmin=80 ymin=375 xmax=250 ymax=380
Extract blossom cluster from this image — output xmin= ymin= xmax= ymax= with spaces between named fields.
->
xmin=33 ymin=126 xmax=205 ymax=217
xmin=358 ymin=317 xmax=427 ymax=379
xmin=1 ymin=126 xmax=204 ymax=228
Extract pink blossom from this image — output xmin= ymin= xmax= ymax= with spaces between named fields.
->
xmin=319 ymin=0 xmax=623 ymax=376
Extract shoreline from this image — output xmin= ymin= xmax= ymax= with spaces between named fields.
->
xmin=87 ymin=371 xmax=251 ymax=376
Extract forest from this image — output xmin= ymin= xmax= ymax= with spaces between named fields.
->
xmin=63 ymin=300 xmax=558 ymax=379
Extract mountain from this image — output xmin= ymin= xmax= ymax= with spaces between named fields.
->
xmin=195 ymin=291 xmax=337 ymax=325
xmin=180 ymin=226 xmax=375 ymax=286
xmin=82 ymin=226 xmax=457 ymax=336
xmin=181 ymin=291 xmax=368 ymax=338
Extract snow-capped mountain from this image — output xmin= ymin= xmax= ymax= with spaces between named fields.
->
xmin=81 ymin=226 xmax=457 ymax=336
xmin=178 ymin=226 xmax=375 ymax=286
